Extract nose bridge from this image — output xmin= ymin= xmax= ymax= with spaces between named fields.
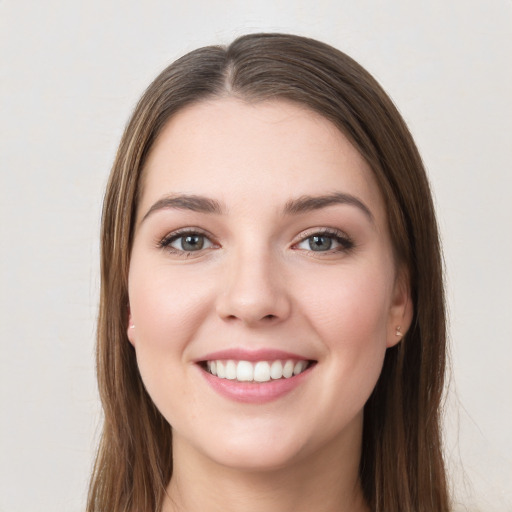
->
xmin=216 ymin=237 xmax=291 ymax=325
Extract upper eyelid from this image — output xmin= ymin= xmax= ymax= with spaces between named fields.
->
xmin=294 ymin=227 xmax=351 ymax=241
xmin=157 ymin=228 xmax=218 ymax=250
xmin=161 ymin=227 xmax=214 ymax=240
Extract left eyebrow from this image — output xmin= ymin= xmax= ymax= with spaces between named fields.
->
xmin=283 ymin=192 xmax=374 ymax=223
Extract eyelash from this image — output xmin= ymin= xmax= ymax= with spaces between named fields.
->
xmin=157 ymin=227 xmax=355 ymax=256
xmin=293 ymin=228 xmax=355 ymax=254
xmin=157 ymin=228 xmax=216 ymax=256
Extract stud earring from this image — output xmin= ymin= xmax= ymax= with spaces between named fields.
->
xmin=129 ymin=324 xmax=135 ymax=329
xmin=395 ymin=325 xmax=402 ymax=337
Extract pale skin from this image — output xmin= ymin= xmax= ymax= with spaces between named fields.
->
xmin=127 ymin=98 xmax=413 ymax=512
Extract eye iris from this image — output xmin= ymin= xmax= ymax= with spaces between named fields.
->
xmin=309 ymin=235 xmax=332 ymax=251
xmin=182 ymin=234 xmax=204 ymax=251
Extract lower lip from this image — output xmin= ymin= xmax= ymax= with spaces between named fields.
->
xmin=199 ymin=365 xmax=313 ymax=404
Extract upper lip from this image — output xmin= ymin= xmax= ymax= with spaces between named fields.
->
xmin=195 ymin=348 xmax=314 ymax=363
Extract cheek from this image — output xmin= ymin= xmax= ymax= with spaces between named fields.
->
xmin=301 ymin=264 xmax=392 ymax=346
xmin=127 ymin=261 xmax=217 ymax=423
xmin=298 ymin=264 xmax=392 ymax=398
xmin=128 ymin=262 xmax=215 ymax=351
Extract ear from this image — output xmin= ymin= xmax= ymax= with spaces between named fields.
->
xmin=386 ymin=267 xmax=413 ymax=348
xmin=127 ymin=306 xmax=136 ymax=346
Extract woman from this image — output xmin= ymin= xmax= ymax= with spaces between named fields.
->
xmin=87 ymin=33 xmax=449 ymax=511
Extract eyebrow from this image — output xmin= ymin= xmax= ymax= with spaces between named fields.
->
xmin=141 ymin=194 xmax=224 ymax=224
xmin=283 ymin=192 xmax=374 ymax=222
xmin=140 ymin=191 xmax=374 ymax=224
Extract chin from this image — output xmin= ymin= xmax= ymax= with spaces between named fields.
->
xmin=172 ymin=418 xmax=312 ymax=473
xmin=206 ymin=439 xmax=307 ymax=473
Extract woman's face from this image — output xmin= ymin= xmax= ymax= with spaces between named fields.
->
xmin=127 ymin=98 xmax=411 ymax=471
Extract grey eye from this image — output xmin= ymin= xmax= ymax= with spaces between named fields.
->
xmin=295 ymin=231 xmax=354 ymax=253
xmin=171 ymin=234 xmax=210 ymax=251
xmin=307 ymin=235 xmax=333 ymax=251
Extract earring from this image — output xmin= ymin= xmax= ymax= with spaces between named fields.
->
xmin=129 ymin=324 xmax=135 ymax=329
xmin=395 ymin=325 xmax=402 ymax=337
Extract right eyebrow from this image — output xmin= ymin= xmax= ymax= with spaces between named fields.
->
xmin=140 ymin=194 xmax=224 ymax=225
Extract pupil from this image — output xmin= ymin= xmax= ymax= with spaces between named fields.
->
xmin=310 ymin=235 xmax=332 ymax=251
xmin=183 ymin=235 xmax=203 ymax=251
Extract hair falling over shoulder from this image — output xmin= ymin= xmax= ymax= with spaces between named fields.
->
xmin=87 ymin=33 xmax=450 ymax=512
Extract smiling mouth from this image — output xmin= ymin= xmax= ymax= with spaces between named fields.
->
xmin=200 ymin=359 xmax=315 ymax=383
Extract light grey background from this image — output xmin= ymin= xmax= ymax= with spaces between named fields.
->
xmin=1 ymin=1 xmax=511 ymax=511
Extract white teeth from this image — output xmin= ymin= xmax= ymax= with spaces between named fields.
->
xmin=254 ymin=361 xmax=271 ymax=382
xmin=205 ymin=359 xmax=309 ymax=382
xmin=216 ymin=361 xmax=226 ymax=378
xmin=270 ymin=360 xmax=283 ymax=380
xmin=293 ymin=361 xmax=305 ymax=375
xmin=225 ymin=360 xmax=237 ymax=380
xmin=236 ymin=361 xmax=253 ymax=382
xmin=283 ymin=360 xmax=294 ymax=378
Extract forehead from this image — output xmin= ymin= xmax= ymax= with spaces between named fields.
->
xmin=139 ymin=98 xmax=386 ymax=223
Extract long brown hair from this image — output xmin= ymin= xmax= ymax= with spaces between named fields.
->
xmin=87 ymin=33 xmax=449 ymax=512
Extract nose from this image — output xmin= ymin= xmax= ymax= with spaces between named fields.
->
xmin=215 ymin=248 xmax=292 ymax=327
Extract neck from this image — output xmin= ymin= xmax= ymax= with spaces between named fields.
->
xmin=162 ymin=420 xmax=369 ymax=512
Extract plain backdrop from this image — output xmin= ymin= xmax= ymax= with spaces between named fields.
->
xmin=1 ymin=1 xmax=511 ymax=511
